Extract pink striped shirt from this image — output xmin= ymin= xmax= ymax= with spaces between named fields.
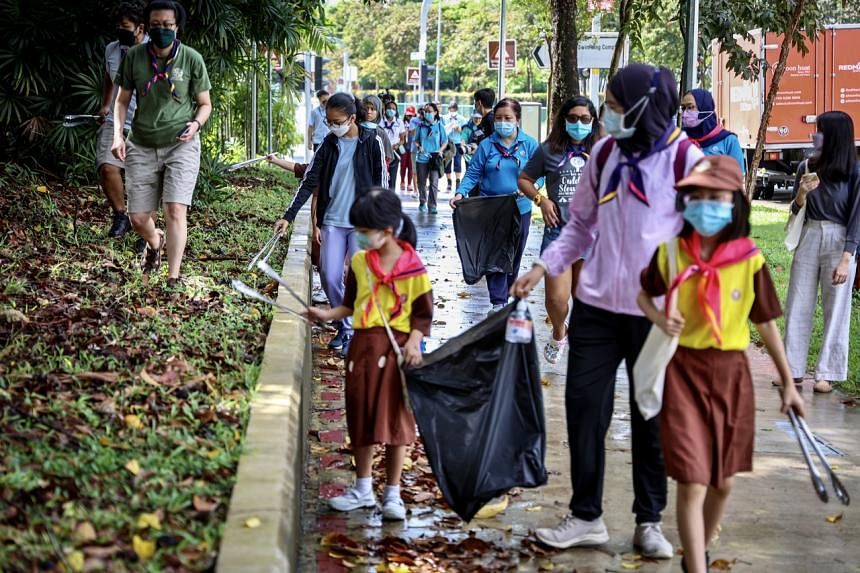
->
xmin=539 ymin=135 xmax=703 ymax=316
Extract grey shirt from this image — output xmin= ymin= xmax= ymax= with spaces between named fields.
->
xmin=792 ymin=159 xmax=860 ymax=254
xmin=322 ymin=136 xmax=358 ymax=227
xmin=522 ymin=142 xmax=587 ymax=226
xmin=105 ymin=39 xmax=146 ymax=129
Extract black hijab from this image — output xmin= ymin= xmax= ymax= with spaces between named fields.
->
xmin=608 ymin=63 xmax=679 ymax=154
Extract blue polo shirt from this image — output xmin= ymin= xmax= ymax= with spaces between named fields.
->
xmin=415 ymin=120 xmax=448 ymax=163
xmin=309 ymin=106 xmax=329 ymax=145
xmin=408 ymin=116 xmax=423 ymax=152
xmin=456 ymin=129 xmax=539 ymax=215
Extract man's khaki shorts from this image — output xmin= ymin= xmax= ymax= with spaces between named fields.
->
xmin=125 ymin=134 xmax=201 ymax=213
xmin=96 ymin=121 xmax=125 ymax=170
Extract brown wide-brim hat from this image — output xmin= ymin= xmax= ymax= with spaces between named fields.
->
xmin=675 ymin=155 xmax=744 ymax=193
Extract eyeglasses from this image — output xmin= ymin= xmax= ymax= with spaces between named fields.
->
xmin=566 ymin=114 xmax=593 ymax=124
xmin=324 ymin=118 xmax=351 ymax=128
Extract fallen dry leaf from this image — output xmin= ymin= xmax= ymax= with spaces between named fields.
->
xmin=132 ymin=535 xmax=155 ymax=561
xmin=67 ymin=550 xmax=85 ymax=572
xmin=140 ymin=368 xmax=160 ymax=386
xmin=75 ymin=371 xmax=119 ymax=383
xmin=136 ymin=512 xmax=162 ymax=530
xmin=124 ymin=414 xmax=144 ymax=430
xmin=826 ymin=512 xmax=844 ymax=523
xmin=0 ymin=308 xmax=29 ymax=323
xmin=524 ymin=505 xmax=543 ymax=512
xmin=621 ymin=562 xmax=642 ymax=570
xmin=540 ymin=377 xmax=551 ymax=387
xmin=244 ymin=517 xmax=261 ymax=528
xmin=710 ymin=558 xmax=736 ymax=570
xmin=124 ymin=459 xmax=141 ymax=476
xmin=73 ymin=522 xmax=97 ymax=543
xmin=193 ymin=494 xmax=219 ymax=513
xmin=137 ymin=306 xmax=157 ymax=318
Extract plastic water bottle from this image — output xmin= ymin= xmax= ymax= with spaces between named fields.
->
xmin=505 ymin=300 xmax=533 ymax=344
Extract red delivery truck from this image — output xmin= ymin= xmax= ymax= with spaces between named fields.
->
xmin=712 ymin=25 xmax=860 ymax=199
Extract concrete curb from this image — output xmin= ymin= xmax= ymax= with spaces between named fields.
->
xmin=217 ymin=205 xmax=311 ymax=572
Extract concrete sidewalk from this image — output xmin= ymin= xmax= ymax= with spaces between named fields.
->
xmin=298 ymin=189 xmax=860 ymax=572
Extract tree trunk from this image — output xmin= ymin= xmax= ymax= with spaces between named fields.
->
xmin=608 ymin=0 xmax=631 ymax=80
xmin=745 ymin=0 xmax=807 ymax=197
xmin=549 ymin=0 xmax=578 ymax=119
xmin=678 ymin=0 xmax=689 ymax=96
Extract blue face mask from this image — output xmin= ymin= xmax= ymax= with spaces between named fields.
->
xmin=424 ymin=111 xmax=435 ymax=121
xmin=683 ymin=200 xmax=734 ymax=237
xmin=601 ymin=96 xmax=649 ymax=140
xmin=385 ymin=109 xmax=396 ymax=119
xmin=494 ymin=121 xmax=517 ymax=138
xmin=361 ymin=121 xmax=377 ymax=130
xmin=565 ymin=120 xmax=592 ymax=142
xmin=355 ymin=231 xmax=385 ymax=250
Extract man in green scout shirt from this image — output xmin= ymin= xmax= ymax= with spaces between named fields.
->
xmin=111 ymin=0 xmax=211 ymax=287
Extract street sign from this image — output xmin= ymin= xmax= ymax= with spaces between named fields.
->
xmin=406 ymin=67 xmax=421 ymax=86
xmin=410 ymin=51 xmax=425 ymax=61
xmin=532 ymin=42 xmax=549 ymax=69
xmin=577 ymin=33 xmax=618 ymax=69
xmin=488 ymin=40 xmax=516 ymax=70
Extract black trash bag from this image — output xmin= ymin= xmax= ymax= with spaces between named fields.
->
xmin=405 ymin=302 xmax=547 ymax=521
xmin=452 ymin=195 xmax=521 ymax=285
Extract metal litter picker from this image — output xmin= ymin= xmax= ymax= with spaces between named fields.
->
xmin=788 ymin=409 xmax=850 ymax=505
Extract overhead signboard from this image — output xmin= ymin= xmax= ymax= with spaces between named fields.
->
xmin=577 ymin=33 xmax=618 ymax=69
xmin=488 ymin=40 xmax=516 ymax=70
xmin=406 ymin=67 xmax=421 ymax=86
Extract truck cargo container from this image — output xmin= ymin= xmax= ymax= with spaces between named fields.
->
xmin=712 ymin=25 xmax=860 ymax=199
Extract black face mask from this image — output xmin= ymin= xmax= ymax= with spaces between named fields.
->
xmin=149 ymin=27 xmax=176 ymax=49
xmin=116 ymin=28 xmax=136 ymax=47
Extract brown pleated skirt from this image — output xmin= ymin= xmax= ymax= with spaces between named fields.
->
xmin=660 ymin=346 xmax=755 ymax=488
xmin=345 ymin=327 xmax=416 ymax=447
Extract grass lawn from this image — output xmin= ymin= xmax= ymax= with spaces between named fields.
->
xmin=750 ymin=204 xmax=860 ymax=393
xmin=0 ymin=165 xmax=295 ymax=570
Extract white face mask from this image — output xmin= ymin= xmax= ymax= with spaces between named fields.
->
xmin=329 ymin=120 xmax=351 ymax=138
xmin=601 ymin=96 xmax=649 ymax=140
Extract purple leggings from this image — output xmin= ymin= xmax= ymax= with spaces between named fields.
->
xmin=319 ymin=225 xmax=359 ymax=333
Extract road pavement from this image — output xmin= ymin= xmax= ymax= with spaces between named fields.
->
xmin=297 ymin=186 xmax=860 ymax=572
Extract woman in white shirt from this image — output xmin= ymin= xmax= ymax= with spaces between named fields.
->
xmin=381 ymin=100 xmax=407 ymax=191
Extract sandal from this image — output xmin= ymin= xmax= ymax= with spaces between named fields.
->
xmin=140 ymin=230 xmax=165 ymax=276
xmin=772 ymin=378 xmax=804 ymax=390
xmin=813 ymin=380 xmax=833 ymax=393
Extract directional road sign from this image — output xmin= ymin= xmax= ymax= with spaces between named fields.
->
xmin=532 ymin=42 xmax=550 ymax=69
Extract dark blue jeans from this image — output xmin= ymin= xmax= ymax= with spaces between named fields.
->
xmin=487 ymin=212 xmax=531 ymax=305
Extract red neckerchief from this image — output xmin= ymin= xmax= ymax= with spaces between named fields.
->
xmin=362 ymin=241 xmax=427 ymax=325
xmin=666 ymin=232 xmax=759 ymax=345
xmin=690 ymin=124 xmax=722 ymax=148
xmin=143 ymin=40 xmax=181 ymax=102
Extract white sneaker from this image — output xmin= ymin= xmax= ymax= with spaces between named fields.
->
xmin=381 ymin=497 xmax=406 ymax=521
xmin=543 ymin=336 xmax=568 ymax=364
xmin=535 ymin=514 xmax=609 ymax=549
xmin=328 ymin=487 xmax=377 ymax=512
xmin=487 ymin=303 xmax=506 ymax=317
xmin=633 ymin=522 xmax=673 ymax=558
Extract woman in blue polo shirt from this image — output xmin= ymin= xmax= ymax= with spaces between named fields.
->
xmin=415 ymin=102 xmax=448 ymax=214
xmin=450 ymin=98 xmax=539 ymax=312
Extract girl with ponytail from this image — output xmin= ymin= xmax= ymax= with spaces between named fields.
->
xmin=305 ymin=188 xmax=432 ymax=522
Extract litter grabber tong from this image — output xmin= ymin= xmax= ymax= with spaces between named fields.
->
xmin=788 ymin=409 xmax=850 ymax=505
xmin=247 ymin=233 xmax=281 ymax=271
xmin=255 ymin=260 xmax=307 ymax=308
xmin=226 ymin=156 xmax=270 ymax=172
xmin=63 ymin=114 xmax=102 ymax=128
xmin=230 ymin=279 xmax=309 ymax=323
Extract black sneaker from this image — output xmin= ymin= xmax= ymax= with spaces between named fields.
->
xmin=140 ymin=231 xmax=165 ymax=276
xmin=107 ymin=212 xmax=131 ymax=238
xmin=327 ymin=326 xmax=346 ymax=350
xmin=339 ymin=333 xmax=353 ymax=358
xmin=165 ymin=277 xmax=183 ymax=289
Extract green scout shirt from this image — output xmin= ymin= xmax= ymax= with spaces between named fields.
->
xmin=117 ymin=42 xmax=211 ymax=148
